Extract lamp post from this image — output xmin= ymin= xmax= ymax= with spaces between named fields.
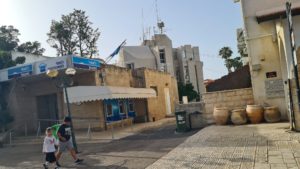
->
xmin=46 ymin=68 xmax=78 ymax=153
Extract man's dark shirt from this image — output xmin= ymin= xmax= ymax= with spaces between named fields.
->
xmin=57 ymin=124 xmax=71 ymax=142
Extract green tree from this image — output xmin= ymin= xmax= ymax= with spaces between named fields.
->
xmin=47 ymin=9 xmax=100 ymax=57
xmin=219 ymin=47 xmax=233 ymax=73
xmin=0 ymin=25 xmax=20 ymax=51
xmin=17 ymin=41 xmax=45 ymax=55
xmin=228 ymin=57 xmax=243 ymax=71
xmin=178 ymin=83 xmax=199 ymax=102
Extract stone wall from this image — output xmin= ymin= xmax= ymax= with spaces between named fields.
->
xmin=176 ymin=102 xmax=210 ymax=127
xmin=103 ymin=65 xmax=132 ymax=87
xmin=141 ymin=68 xmax=179 ymax=121
xmin=70 ymin=100 xmax=105 ymax=130
xmin=202 ymin=88 xmax=254 ymax=123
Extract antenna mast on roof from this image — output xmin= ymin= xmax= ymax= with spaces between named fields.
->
xmin=141 ymin=8 xmax=146 ymax=41
xmin=155 ymin=0 xmax=165 ymax=34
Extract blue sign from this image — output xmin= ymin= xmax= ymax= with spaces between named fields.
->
xmin=72 ymin=56 xmax=101 ymax=70
xmin=8 ymin=64 xmax=33 ymax=79
xmin=39 ymin=63 xmax=47 ymax=73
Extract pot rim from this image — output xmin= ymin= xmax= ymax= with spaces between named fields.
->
xmin=214 ymin=107 xmax=229 ymax=110
xmin=246 ymin=104 xmax=262 ymax=108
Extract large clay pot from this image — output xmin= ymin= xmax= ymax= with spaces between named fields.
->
xmin=246 ymin=105 xmax=264 ymax=124
xmin=213 ymin=107 xmax=229 ymax=125
xmin=231 ymin=109 xmax=247 ymax=125
xmin=264 ymin=106 xmax=281 ymax=123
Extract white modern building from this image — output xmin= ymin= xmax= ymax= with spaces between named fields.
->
xmin=11 ymin=51 xmax=51 ymax=64
xmin=118 ymin=34 xmax=205 ymax=96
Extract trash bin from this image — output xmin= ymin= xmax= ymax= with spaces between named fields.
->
xmin=175 ymin=111 xmax=190 ymax=133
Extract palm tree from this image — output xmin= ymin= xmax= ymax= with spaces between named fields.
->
xmin=219 ymin=47 xmax=233 ymax=73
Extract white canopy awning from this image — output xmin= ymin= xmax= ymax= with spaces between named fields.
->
xmin=65 ymin=86 xmax=157 ymax=103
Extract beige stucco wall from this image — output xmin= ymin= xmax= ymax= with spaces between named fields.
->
xmin=202 ymin=88 xmax=254 ymax=123
xmin=239 ymin=0 xmax=300 ymax=121
xmin=103 ymin=66 xmax=132 ymax=87
xmin=142 ymin=69 xmax=179 ymax=121
xmin=70 ymin=101 xmax=105 ymax=130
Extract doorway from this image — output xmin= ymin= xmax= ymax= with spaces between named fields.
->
xmin=164 ymin=88 xmax=172 ymax=116
xmin=36 ymin=94 xmax=59 ymax=130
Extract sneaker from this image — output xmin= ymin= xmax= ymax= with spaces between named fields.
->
xmin=43 ymin=164 xmax=48 ymax=169
xmin=54 ymin=167 xmax=60 ymax=169
xmin=56 ymin=161 xmax=61 ymax=167
xmin=75 ymin=159 xmax=84 ymax=164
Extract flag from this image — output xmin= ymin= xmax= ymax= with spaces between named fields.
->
xmin=109 ymin=40 xmax=126 ymax=58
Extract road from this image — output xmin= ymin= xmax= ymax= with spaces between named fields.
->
xmin=0 ymin=122 xmax=198 ymax=169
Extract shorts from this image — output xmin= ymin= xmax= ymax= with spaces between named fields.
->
xmin=45 ymin=152 xmax=56 ymax=163
xmin=58 ymin=139 xmax=74 ymax=153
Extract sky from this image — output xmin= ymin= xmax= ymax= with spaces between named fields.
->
xmin=0 ymin=0 xmax=243 ymax=79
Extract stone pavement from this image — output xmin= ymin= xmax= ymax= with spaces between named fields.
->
xmin=147 ymin=123 xmax=300 ymax=169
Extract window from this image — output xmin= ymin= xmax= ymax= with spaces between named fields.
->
xmin=106 ymin=104 xmax=113 ymax=117
xmin=119 ymin=101 xmax=126 ymax=114
xmin=150 ymin=86 xmax=158 ymax=96
xmin=126 ymin=63 xmax=134 ymax=69
xmin=159 ymin=49 xmax=166 ymax=63
xmin=129 ymin=100 xmax=134 ymax=112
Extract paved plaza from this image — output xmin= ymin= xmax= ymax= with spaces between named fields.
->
xmin=0 ymin=119 xmax=196 ymax=169
xmin=147 ymin=123 xmax=300 ymax=169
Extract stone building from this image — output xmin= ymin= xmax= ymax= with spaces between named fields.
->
xmin=0 ymin=55 xmax=178 ymax=132
xmin=236 ymin=0 xmax=300 ymax=129
xmin=118 ymin=34 xmax=205 ymax=98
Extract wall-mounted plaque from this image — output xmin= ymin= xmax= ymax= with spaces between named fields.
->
xmin=265 ymin=79 xmax=285 ymax=98
xmin=266 ymin=71 xmax=277 ymax=78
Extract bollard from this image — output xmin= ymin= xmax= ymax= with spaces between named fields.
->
xmin=36 ymin=122 xmax=41 ymax=137
xmin=130 ymin=119 xmax=134 ymax=132
xmin=87 ymin=123 xmax=92 ymax=140
xmin=9 ymin=132 xmax=12 ymax=145
xmin=111 ymin=124 xmax=115 ymax=140
xmin=121 ymin=118 xmax=124 ymax=128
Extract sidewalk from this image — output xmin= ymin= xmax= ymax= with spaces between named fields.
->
xmin=147 ymin=123 xmax=300 ymax=169
xmin=75 ymin=117 xmax=176 ymax=143
xmin=7 ymin=117 xmax=176 ymax=146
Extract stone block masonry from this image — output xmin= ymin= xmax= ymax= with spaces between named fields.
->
xmin=202 ymin=88 xmax=254 ymax=123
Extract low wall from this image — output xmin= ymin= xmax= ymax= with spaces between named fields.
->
xmin=202 ymin=88 xmax=254 ymax=123
xmin=176 ymin=102 xmax=211 ymax=127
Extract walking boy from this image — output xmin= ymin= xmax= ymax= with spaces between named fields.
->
xmin=43 ymin=127 xmax=59 ymax=169
xmin=56 ymin=116 xmax=83 ymax=167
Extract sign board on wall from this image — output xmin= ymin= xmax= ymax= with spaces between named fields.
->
xmin=35 ymin=57 xmax=67 ymax=74
xmin=265 ymin=79 xmax=285 ymax=98
xmin=72 ymin=56 xmax=101 ymax=70
xmin=7 ymin=64 xmax=33 ymax=79
xmin=266 ymin=71 xmax=277 ymax=78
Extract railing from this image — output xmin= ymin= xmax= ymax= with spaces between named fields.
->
xmin=2 ymin=117 xmax=135 ymax=146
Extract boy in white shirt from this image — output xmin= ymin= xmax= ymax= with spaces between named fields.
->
xmin=43 ymin=127 xmax=59 ymax=169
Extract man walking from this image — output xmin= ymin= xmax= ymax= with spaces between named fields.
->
xmin=56 ymin=117 xmax=83 ymax=166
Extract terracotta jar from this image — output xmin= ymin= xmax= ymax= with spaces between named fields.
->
xmin=231 ymin=109 xmax=247 ymax=125
xmin=246 ymin=105 xmax=263 ymax=124
xmin=264 ymin=106 xmax=281 ymax=123
xmin=213 ymin=107 xmax=229 ymax=125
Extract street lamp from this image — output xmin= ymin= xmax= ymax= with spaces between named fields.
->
xmin=46 ymin=68 xmax=78 ymax=153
